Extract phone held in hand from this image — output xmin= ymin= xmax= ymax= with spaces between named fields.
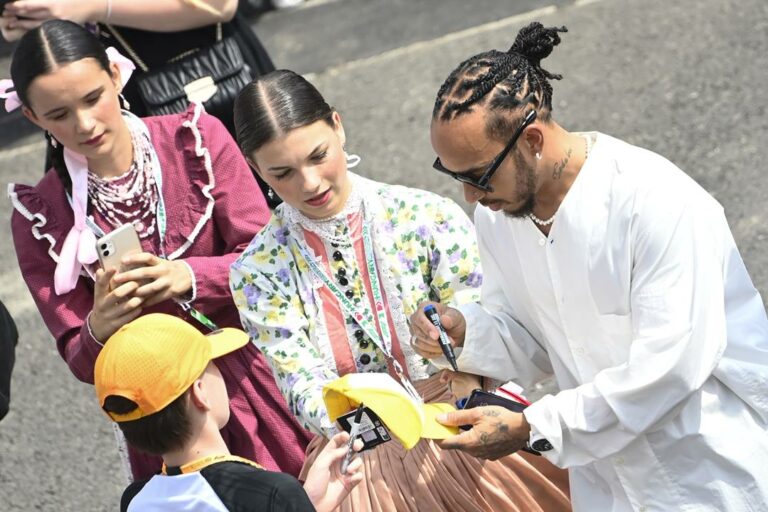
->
xmin=337 ymin=405 xmax=391 ymax=452
xmin=96 ymin=223 xmax=143 ymax=273
xmin=459 ymin=389 xmax=541 ymax=456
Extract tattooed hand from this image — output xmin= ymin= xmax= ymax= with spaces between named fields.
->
xmin=435 ymin=406 xmax=530 ymax=460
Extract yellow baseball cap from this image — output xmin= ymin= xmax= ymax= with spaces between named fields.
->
xmin=323 ymin=373 xmax=459 ymax=450
xmin=95 ymin=313 xmax=249 ymax=423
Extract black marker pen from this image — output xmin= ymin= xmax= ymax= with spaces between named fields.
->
xmin=423 ymin=304 xmax=459 ymax=372
xmin=341 ymin=403 xmax=364 ymax=474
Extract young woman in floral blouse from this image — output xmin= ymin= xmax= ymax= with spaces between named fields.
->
xmin=229 ymin=70 xmax=570 ymax=512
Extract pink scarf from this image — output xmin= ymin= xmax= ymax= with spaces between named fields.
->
xmin=1 ymin=48 xmax=137 ymax=294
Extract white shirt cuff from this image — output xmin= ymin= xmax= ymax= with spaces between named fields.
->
xmin=523 ymin=394 xmax=564 ymax=465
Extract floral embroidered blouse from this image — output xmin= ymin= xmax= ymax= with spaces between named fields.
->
xmin=230 ymin=173 xmax=482 ymax=436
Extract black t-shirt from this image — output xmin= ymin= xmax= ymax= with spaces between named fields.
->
xmin=121 ymin=460 xmax=316 ymax=512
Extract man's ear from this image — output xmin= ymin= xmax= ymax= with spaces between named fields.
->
xmin=523 ymin=125 xmax=544 ymax=158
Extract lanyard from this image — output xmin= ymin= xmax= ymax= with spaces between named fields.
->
xmin=296 ymin=221 xmax=423 ymax=403
xmin=162 ymin=454 xmax=262 ymax=475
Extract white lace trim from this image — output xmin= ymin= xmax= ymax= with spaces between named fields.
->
xmin=279 ymin=174 xmax=432 ymax=382
xmin=8 ymin=183 xmax=61 ymax=264
xmin=167 ymin=103 xmax=215 ymax=261
xmin=7 ymin=105 xmax=214 ymax=270
xmin=282 ymin=173 xmax=365 ymax=246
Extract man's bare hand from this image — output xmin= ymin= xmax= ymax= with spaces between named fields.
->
xmin=408 ymin=301 xmax=466 ymax=359
xmin=436 ymin=406 xmax=531 ymax=460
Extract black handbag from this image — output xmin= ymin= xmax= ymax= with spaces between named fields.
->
xmin=107 ymin=23 xmax=252 ymax=130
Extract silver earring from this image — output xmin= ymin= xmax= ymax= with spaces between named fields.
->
xmin=48 ymin=132 xmax=58 ymax=148
xmin=535 ymin=152 xmax=542 ymax=160
xmin=267 ymin=187 xmax=275 ymax=200
xmin=119 ymin=93 xmax=131 ymax=110
xmin=345 ymin=151 xmax=361 ymax=168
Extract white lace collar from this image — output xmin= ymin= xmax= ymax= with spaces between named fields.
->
xmin=282 ymin=173 xmax=365 ymax=246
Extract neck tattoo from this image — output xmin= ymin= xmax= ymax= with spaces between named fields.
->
xmin=552 ymin=146 xmax=572 ymax=180
xmin=529 ymin=134 xmax=592 ymax=227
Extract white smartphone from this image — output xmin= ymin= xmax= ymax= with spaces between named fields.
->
xmin=96 ymin=223 xmax=143 ymax=273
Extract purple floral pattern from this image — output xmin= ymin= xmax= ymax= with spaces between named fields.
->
xmin=230 ymin=175 xmax=482 ymax=436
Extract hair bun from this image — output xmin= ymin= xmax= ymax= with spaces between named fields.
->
xmin=508 ymin=22 xmax=568 ymax=67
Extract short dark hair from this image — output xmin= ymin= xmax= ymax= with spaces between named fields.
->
xmin=10 ymin=20 xmax=113 ymax=193
xmin=233 ymin=69 xmax=335 ymax=157
xmin=433 ymin=22 xmax=567 ymax=140
xmin=102 ymin=392 xmax=193 ymax=456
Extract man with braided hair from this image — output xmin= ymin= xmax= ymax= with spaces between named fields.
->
xmin=410 ymin=22 xmax=768 ymax=512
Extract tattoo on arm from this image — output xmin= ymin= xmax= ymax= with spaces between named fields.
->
xmin=552 ymin=147 xmax=572 ymax=180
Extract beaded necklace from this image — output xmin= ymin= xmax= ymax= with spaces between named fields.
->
xmin=87 ymin=115 xmax=159 ymax=239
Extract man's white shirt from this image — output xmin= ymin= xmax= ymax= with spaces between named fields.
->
xmin=453 ymin=133 xmax=768 ymax=511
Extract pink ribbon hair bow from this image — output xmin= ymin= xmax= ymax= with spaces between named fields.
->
xmin=0 ymin=79 xmax=22 ymax=112
xmin=2 ymin=47 xmax=137 ymax=294
xmin=105 ymin=47 xmax=136 ymax=87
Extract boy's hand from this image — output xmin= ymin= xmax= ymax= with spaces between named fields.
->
xmin=303 ymin=432 xmax=364 ymax=512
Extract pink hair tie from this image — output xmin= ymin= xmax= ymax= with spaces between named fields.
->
xmin=0 ymin=79 xmax=21 ymax=112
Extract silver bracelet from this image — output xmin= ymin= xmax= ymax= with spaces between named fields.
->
xmin=86 ymin=312 xmax=105 ymax=347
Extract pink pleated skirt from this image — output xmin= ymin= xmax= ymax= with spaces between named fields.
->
xmin=300 ymin=374 xmax=571 ymax=511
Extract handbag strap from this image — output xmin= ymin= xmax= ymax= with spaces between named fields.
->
xmin=105 ymin=23 xmax=223 ymax=73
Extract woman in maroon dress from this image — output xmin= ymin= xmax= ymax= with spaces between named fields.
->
xmin=4 ymin=20 xmax=312 ymax=480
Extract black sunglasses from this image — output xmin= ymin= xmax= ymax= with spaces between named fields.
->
xmin=433 ymin=108 xmax=538 ymax=193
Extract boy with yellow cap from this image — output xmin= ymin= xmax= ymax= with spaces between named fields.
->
xmin=95 ymin=313 xmax=363 ymax=512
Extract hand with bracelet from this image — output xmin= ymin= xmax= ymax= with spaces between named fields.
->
xmin=1 ymin=0 xmax=107 ymax=38
xmin=89 ymin=267 xmax=144 ymax=343
xmin=1 ymin=0 xmax=236 ymax=42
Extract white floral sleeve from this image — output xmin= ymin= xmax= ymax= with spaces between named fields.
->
xmin=230 ymin=233 xmax=337 ymax=437
xmin=426 ymin=196 xmax=483 ymax=307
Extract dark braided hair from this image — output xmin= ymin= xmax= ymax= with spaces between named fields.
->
xmin=433 ymin=22 xmax=567 ymax=128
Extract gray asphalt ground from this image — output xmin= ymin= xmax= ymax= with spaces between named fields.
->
xmin=0 ymin=0 xmax=766 ymax=509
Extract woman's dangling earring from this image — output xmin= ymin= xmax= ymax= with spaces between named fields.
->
xmin=535 ymin=152 xmax=542 ymax=160
xmin=119 ymin=93 xmax=131 ymax=111
xmin=267 ymin=187 xmax=275 ymax=200
xmin=47 ymin=132 xmax=58 ymax=149
xmin=345 ymin=150 xmax=361 ymax=168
